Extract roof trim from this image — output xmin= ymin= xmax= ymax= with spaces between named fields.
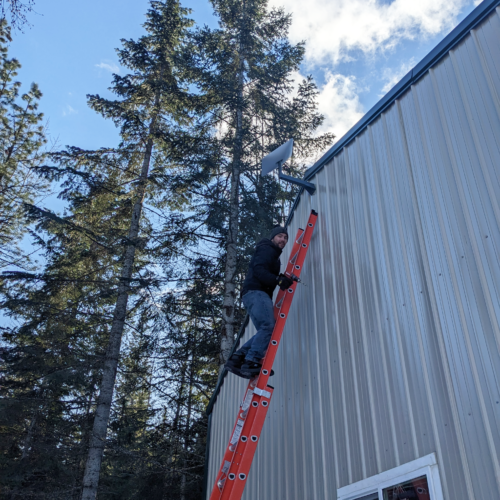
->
xmin=304 ymin=0 xmax=500 ymax=182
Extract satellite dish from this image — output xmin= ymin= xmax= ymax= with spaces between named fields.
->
xmin=262 ymin=138 xmax=294 ymax=176
xmin=260 ymin=138 xmax=316 ymax=195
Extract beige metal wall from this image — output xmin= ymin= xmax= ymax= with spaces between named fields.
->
xmin=207 ymin=5 xmax=500 ymax=499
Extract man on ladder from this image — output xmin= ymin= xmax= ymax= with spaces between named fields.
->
xmin=225 ymin=226 xmax=294 ymax=379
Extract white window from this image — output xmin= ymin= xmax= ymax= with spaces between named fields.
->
xmin=337 ymin=453 xmax=444 ymax=500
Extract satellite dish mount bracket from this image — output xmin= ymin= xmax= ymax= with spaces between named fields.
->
xmin=277 ymin=161 xmax=316 ymax=196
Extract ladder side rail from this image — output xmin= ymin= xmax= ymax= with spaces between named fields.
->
xmin=273 ymin=228 xmax=304 ymax=320
xmin=218 ymin=388 xmax=274 ymax=500
xmin=226 ymin=389 xmax=274 ymax=500
xmin=257 ymin=212 xmax=317 ymax=390
xmin=208 ymin=377 xmax=259 ymax=499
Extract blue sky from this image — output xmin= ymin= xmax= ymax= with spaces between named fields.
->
xmin=10 ymin=0 xmax=480 ymax=156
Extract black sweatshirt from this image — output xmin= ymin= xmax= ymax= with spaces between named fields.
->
xmin=242 ymin=238 xmax=282 ymax=298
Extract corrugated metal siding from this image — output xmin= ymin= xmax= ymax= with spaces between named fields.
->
xmin=207 ymin=6 xmax=500 ymax=499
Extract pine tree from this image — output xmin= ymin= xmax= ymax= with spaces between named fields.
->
xmin=0 ymin=147 xmax=150 ymax=499
xmin=0 ymin=137 xmax=205 ymax=500
xmin=79 ymin=2 xmax=196 ymax=498
xmin=0 ymin=19 xmax=46 ymax=270
xmin=1 ymin=2 xmax=217 ymax=497
xmin=185 ymin=0 xmax=333 ymax=366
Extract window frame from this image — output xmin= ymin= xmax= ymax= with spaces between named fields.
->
xmin=337 ymin=453 xmax=444 ymax=500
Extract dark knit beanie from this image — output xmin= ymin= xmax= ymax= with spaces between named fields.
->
xmin=269 ymin=226 xmax=288 ymax=240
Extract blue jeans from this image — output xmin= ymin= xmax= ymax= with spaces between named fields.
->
xmin=239 ymin=290 xmax=276 ymax=363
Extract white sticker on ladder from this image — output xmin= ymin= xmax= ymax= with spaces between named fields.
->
xmin=230 ymin=419 xmax=245 ymax=445
xmin=241 ymin=390 xmax=254 ymax=412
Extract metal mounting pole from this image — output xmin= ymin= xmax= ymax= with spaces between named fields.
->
xmin=278 ymin=161 xmax=316 ymax=196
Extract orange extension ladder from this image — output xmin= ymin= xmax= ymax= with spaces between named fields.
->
xmin=209 ymin=210 xmax=318 ymax=500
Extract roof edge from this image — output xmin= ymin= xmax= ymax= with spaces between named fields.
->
xmin=304 ymin=0 xmax=500 ymax=182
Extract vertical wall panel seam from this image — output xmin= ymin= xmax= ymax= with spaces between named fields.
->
xmin=304 ymin=197 xmax=321 ymax=500
xmin=319 ymin=164 xmax=341 ymax=488
xmin=377 ymin=113 xmax=420 ymax=457
xmin=298 ymin=202 xmax=312 ymax=500
xmin=348 ymin=140 xmax=383 ymax=475
xmin=296 ymin=196 xmax=318 ymax=498
xmin=282 ymin=323 xmax=292 ymax=500
xmin=415 ymin=70 xmax=500 ymax=493
xmin=366 ymin=126 xmax=401 ymax=467
xmin=357 ymin=132 xmax=397 ymax=472
xmin=343 ymin=149 xmax=368 ymax=478
xmin=286 ymin=212 xmax=301 ymax=500
xmin=308 ymin=206 xmax=328 ymax=500
xmin=303 ymin=240 xmax=321 ymax=500
xmin=334 ymin=158 xmax=354 ymax=483
xmin=283 ymin=273 xmax=300 ymax=500
xmin=389 ymin=98 xmax=447 ymax=489
xmin=303 ymin=195 xmax=321 ymax=500
xmin=342 ymin=147 xmax=366 ymax=477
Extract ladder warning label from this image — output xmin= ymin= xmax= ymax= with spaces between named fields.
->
xmin=230 ymin=419 xmax=245 ymax=445
xmin=241 ymin=390 xmax=254 ymax=411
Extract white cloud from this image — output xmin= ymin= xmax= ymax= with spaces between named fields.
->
xmin=62 ymin=104 xmax=78 ymax=117
xmin=380 ymin=57 xmax=417 ymax=95
xmin=315 ymin=72 xmax=365 ymax=143
xmin=271 ymin=0 xmax=469 ymax=67
xmin=95 ymin=61 xmax=120 ymax=74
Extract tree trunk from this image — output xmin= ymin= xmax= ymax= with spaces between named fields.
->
xmin=220 ymin=5 xmax=246 ymax=368
xmin=76 ymin=389 xmax=94 ymax=500
xmin=20 ymin=389 xmax=43 ymax=461
xmin=180 ymin=347 xmax=195 ymax=500
xmin=80 ymin=136 xmax=154 ymax=500
xmin=165 ymin=359 xmax=186 ymax=494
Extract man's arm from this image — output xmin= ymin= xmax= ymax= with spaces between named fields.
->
xmin=252 ymin=246 xmax=278 ymax=287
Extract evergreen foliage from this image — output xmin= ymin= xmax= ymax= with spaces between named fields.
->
xmin=0 ymin=0 xmax=334 ymax=498
xmin=0 ymin=147 xmax=152 ymax=499
xmin=0 ymin=19 xmax=46 ymax=269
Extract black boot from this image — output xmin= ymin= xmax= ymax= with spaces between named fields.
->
xmin=240 ymin=361 xmax=274 ymax=378
xmin=225 ymin=352 xmax=245 ymax=374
